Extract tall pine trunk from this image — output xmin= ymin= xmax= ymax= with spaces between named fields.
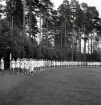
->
xmin=54 ymin=23 xmax=56 ymax=48
xmin=22 ymin=0 xmax=26 ymax=57
xmin=84 ymin=38 xmax=87 ymax=62
xmin=64 ymin=18 xmax=67 ymax=60
xmin=91 ymin=33 xmax=93 ymax=55
xmin=61 ymin=22 xmax=62 ymax=50
xmin=29 ymin=1 xmax=32 ymax=38
xmin=46 ymin=21 xmax=48 ymax=47
xmin=88 ymin=38 xmax=90 ymax=54
xmin=71 ymin=29 xmax=74 ymax=61
xmin=39 ymin=15 xmax=42 ymax=53
xmin=11 ymin=16 xmax=13 ymax=43
xmin=79 ymin=33 xmax=81 ymax=60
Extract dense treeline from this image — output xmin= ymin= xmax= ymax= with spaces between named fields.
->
xmin=0 ymin=0 xmax=101 ymax=63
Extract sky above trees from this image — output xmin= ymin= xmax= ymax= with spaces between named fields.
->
xmin=51 ymin=0 xmax=101 ymax=17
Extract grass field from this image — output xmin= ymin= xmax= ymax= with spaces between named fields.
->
xmin=0 ymin=67 xmax=101 ymax=105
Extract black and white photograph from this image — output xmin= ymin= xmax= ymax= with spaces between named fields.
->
xmin=0 ymin=0 xmax=101 ymax=104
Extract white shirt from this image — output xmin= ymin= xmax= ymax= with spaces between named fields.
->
xmin=11 ymin=60 xmax=15 ymax=69
xmin=1 ymin=59 xmax=4 ymax=69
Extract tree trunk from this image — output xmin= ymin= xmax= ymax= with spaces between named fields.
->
xmin=22 ymin=0 xmax=26 ymax=57
xmin=84 ymin=39 xmax=87 ymax=62
xmin=46 ymin=21 xmax=48 ymax=47
xmin=11 ymin=16 xmax=13 ymax=42
xmin=88 ymin=38 xmax=89 ymax=54
xmin=39 ymin=15 xmax=42 ymax=52
xmin=29 ymin=1 xmax=32 ymax=38
xmin=54 ymin=23 xmax=55 ymax=48
xmin=64 ymin=18 xmax=67 ymax=60
xmin=91 ymin=33 xmax=93 ymax=55
xmin=61 ymin=22 xmax=62 ymax=50
xmin=71 ymin=30 xmax=74 ymax=61
xmin=79 ymin=33 xmax=81 ymax=59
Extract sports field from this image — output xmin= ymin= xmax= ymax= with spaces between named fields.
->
xmin=0 ymin=67 xmax=101 ymax=105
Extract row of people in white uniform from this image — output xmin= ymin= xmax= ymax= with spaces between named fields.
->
xmin=10 ymin=58 xmax=101 ymax=75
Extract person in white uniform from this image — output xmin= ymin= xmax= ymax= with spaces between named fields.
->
xmin=24 ymin=59 xmax=28 ymax=74
xmin=20 ymin=59 xmax=24 ymax=75
xmin=29 ymin=59 xmax=34 ymax=75
xmin=1 ymin=58 xmax=4 ymax=73
xmin=11 ymin=59 xmax=15 ymax=74
xmin=27 ymin=60 xmax=30 ymax=74
xmin=34 ymin=59 xmax=37 ymax=72
xmin=16 ymin=58 xmax=20 ymax=74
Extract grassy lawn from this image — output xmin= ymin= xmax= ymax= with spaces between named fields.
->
xmin=0 ymin=70 xmax=30 ymax=94
xmin=0 ymin=67 xmax=101 ymax=105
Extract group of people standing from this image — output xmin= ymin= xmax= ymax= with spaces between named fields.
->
xmin=0 ymin=58 xmax=101 ymax=75
xmin=11 ymin=58 xmax=47 ymax=75
xmin=10 ymin=58 xmax=101 ymax=75
xmin=11 ymin=58 xmax=59 ymax=75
